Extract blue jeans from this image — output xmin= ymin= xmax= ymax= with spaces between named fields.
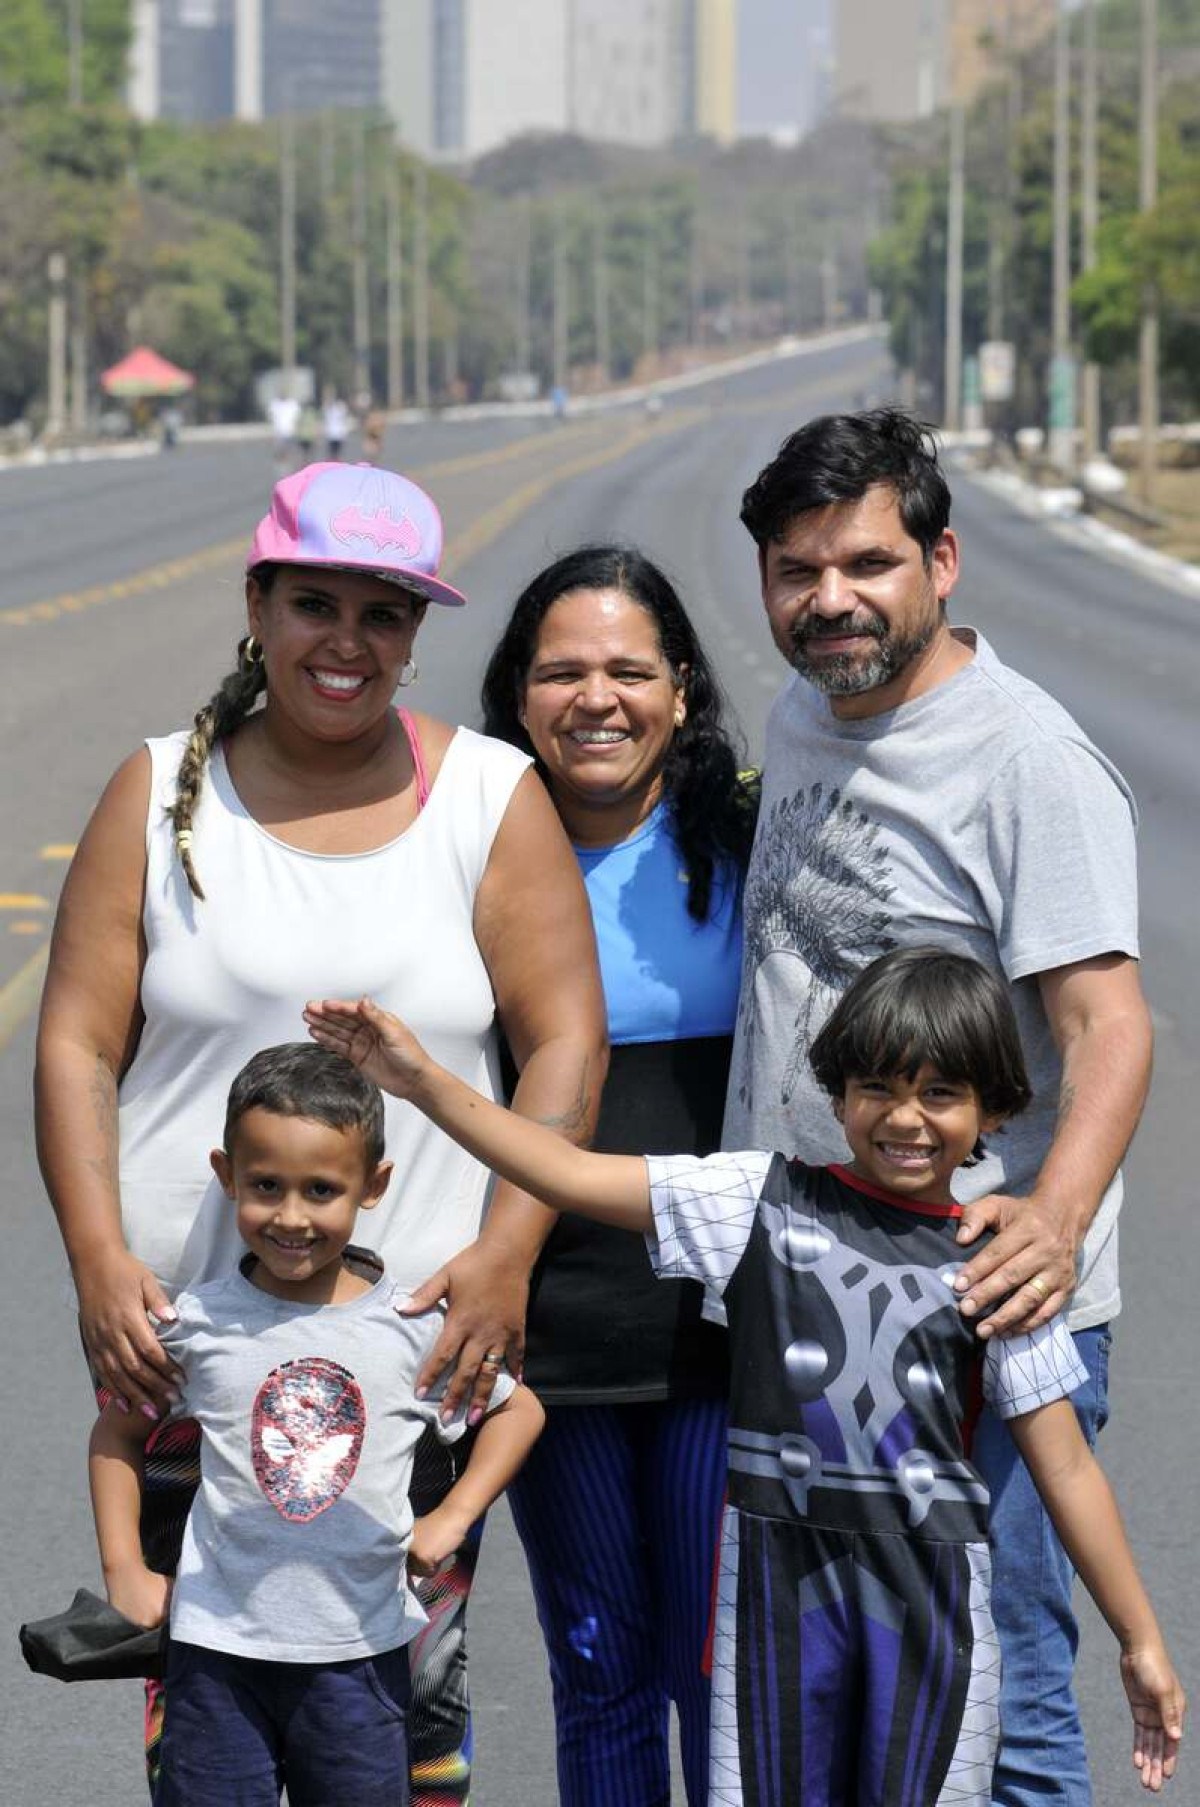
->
xmin=972 ymin=1324 xmax=1112 ymax=1806
xmin=154 ymin=1640 xmax=411 ymax=1806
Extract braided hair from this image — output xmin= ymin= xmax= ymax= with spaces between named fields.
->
xmin=481 ymin=546 xmax=757 ymax=923
xmin=168 ymin=567 xmax=276 ymax=898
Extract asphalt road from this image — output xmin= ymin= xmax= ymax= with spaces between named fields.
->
xmin=1 ymin=334 xmax=1195 ymax=1805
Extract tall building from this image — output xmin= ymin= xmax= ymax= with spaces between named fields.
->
xmin=833 ymin=0 xmax=1056 ymax=123
xmin=128 ymin=0 xmax=738 ymax=151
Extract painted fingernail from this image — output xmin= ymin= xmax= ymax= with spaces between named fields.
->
xmin=115 ymin=1397 xmax=131 ymax=1415
xmin=468 ymin=1406 xmax=484 ymax=1428
xmin=414 ymin=1384 xmax=427 ymax=1400
xmin=141 ymin=1403 xmax=160 ymax=1421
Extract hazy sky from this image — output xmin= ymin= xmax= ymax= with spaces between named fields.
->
xmin=737 ymin=0 xmax=834 ymax=139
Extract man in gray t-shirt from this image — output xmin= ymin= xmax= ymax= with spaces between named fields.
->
xmin=726 ymin=409 xmax=1152 ymax=1807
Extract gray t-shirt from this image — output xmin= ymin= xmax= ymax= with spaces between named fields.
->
xmin=159 ymin=1252 xmax=514 ymax=1663
xmin=724 ymin=630 xmax=1139 ymax=1330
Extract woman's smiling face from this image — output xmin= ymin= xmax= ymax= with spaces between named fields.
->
xmin=248 ymin=565 xmax=425 ymax=739
xmin=520 ymin=587 xmax=686 ymax=836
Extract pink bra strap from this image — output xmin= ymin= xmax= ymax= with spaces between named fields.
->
xmin=398 ymin=708 xmax=430 ymax=811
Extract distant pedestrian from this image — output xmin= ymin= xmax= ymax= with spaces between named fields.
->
xmin=324 ymin=394 xmax=352 ymax=460
xmin=360 ymin=404 xmax=387 ymax=465
xmin=295 ymin=402 xmax=321 ymax=461
xmin=267 ymin=393 xmax=299 ymax=473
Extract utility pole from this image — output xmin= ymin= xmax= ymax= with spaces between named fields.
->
xmin=592 ymin=204 xmax=610 ymax=382
xmin=67 ymin=0 xmax=83 ymax=105
xmin=413 ymin=159 xmax=430 ymax=410
xmin=515 ymin=199 xmax=532 ymax=378
xmin=1138 ymin=0 xmax=1159 ymax=503
xmin=642 ymin=216 xmax=658 ymax=373
xmin=690 ymin=214 xmax=705 ymax=349
xmin=1049 ymin=1 xmax=1075 ymax=470
xmin=944 ymin=101 xmax=966 ymax=432
xmin=279 ymin=105 xmax=298 ymax=398
xmin=351 ymin=116 xmax=371 ymax=408
xmin=1080 ymin=0 xmax=1101 ymax=459
xmin=46 ymin=253 xmax=68 ymax=440
xmin=820 ymin=247 xmax=837 ymax=333
xmin=66 ymin=1 xmax=87 ymax=433
xmin=552 ymin=205 xmax=568 ymax=394
xmin=385 ymin=154 xmax=404 ymax=410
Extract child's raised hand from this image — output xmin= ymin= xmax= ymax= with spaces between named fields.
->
xmin=1122 ymin=1643 xmax=1185 ymax=1790
xmin=303 ymin=997 xmax=428 ymax=1098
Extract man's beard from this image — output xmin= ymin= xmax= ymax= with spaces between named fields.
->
xmin=788 ymin=610 xmax=937 ymax=697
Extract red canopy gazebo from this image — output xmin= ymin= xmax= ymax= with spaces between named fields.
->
xmin=100 ymin=346 xmax=195 ymax=399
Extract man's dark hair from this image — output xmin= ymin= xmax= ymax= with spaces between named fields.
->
xmin=739 ymin=408 xmax=952 ymax=562
xmin=224 ymin=1043 xmax=386 ymax=1169
xmin=809 ymin=948 xmax=1032 ymax=1151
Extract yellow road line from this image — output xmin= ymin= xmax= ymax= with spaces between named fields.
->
xmin=40 ymin=844 xmax=77 ymax=860
xmin=0 ymin=940 xmax=49 ymax=1052
xmin=0 ymin=894 xmax=48 ymax=910
xmin=443 ymin=411 xmax=701 ymax=577
xmin=0 ymin=417 xmax=657 ymax=633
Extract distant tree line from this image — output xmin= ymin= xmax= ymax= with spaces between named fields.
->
xmin=867 ymin=0 xmax=1200 ymax=429
xmin=0 ymin=1 xmax=885 ymax=428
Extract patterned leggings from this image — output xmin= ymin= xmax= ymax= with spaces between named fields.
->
xmin=507 ymin=1397 xmax=728 ymax=1807
xmin=135 ymin=1414 xmax=480 ymax=1806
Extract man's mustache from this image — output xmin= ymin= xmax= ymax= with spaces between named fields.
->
xmin=792 ymin=614 xmax=886 ymax=651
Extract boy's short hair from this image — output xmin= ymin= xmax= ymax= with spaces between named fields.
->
xmin=224 ymin=1043 xmax=386 ymax=1169
xmin=809 ymin=948 xmax=1033 ymax=1122
xmin=739 ymin=407 xmax=951 ymax=563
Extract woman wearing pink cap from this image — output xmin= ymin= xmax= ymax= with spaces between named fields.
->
xmin=35 ymin=461 xmax=607 ymax=1802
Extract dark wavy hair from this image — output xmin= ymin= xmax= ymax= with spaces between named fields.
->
xmin=809 ymin=948 xmax=1032 ymax=1162
xmin=740 ymin=408 xmax=951 ymax=564
xmin=481 ymin=545 xmax=756 ymax=923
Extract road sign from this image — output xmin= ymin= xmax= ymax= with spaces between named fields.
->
xmin=979 ymin=340 xmax=1015 ymax=403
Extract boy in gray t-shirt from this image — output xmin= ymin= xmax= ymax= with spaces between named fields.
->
xmin=88 ymin=1043 xmax=543 ymax=1807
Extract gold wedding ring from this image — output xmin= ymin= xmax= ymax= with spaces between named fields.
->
xmin=1027 ymin=1276 xmax=1049 ymax=1301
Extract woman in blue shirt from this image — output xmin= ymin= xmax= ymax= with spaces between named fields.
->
xmin=482 ymin=546 xmax=757 ymax=1806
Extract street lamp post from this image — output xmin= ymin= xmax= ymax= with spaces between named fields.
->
xmin=1138 ymin=0 xmax=1159 ymax=504
xmin=944 ymin=101 xmax=965 ymax=433
xmin=1049 ymin=0 xmax=1075 ymax=471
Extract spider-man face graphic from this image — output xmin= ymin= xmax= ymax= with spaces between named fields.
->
xmin=251 ymin=1357 xmax=366 ymax=1522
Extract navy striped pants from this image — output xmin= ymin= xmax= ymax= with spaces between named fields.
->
xmin=507 ymin=1397 xmax=727 ymax=1807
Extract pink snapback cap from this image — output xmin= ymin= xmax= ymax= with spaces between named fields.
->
xmin=247 ymin=462 xmax=466 ymax=607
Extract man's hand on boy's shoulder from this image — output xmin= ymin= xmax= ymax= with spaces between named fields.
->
xmin=952 ymin=1189 xmax=1079 ymax=1339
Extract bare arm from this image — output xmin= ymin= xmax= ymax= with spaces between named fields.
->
xmin=35 ymin=751 xmax=180 ymax=1414
xmin=1012 ymin=1403 xmax=1184 ymax=1790
xmin=400 ymin=770 xmax=608 ymax=1413
xmin=88 ymin=1405 xmax=172 ymax=1629
xmin=408 ymin=1383 xmax=545 ymax=1576
xmin=955 ymin=955 xmax=1152 ymax=1337
xmin=305 ymin=997 xmax=649 ymax=1230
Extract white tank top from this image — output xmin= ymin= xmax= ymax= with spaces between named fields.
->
xmin=118 ymin=723 xmax=531 ymax=1294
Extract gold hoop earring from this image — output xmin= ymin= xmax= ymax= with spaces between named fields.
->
xmin=398 ymin=659 xmax=418 ymax=687
xmin=241 ymin=634 xmax=264 ymax=666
